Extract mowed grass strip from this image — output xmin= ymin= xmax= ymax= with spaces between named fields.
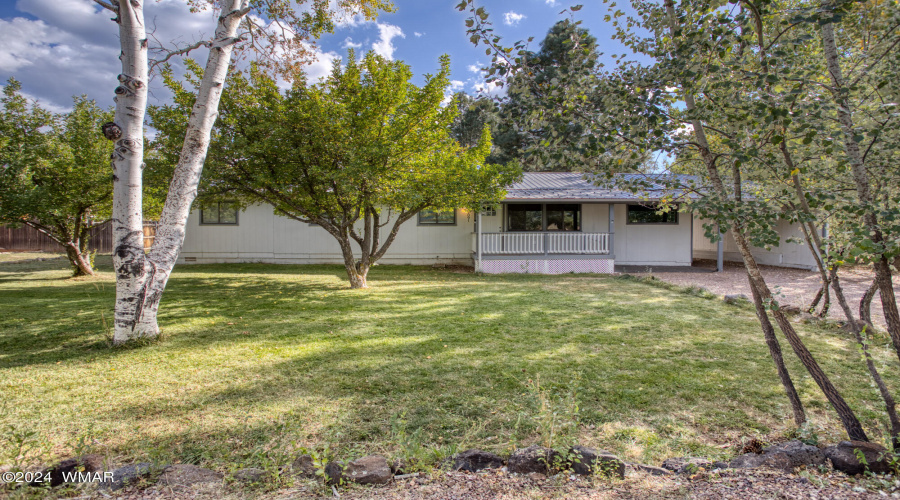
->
xmin=1 ymin=256 xmax=897 ymax=471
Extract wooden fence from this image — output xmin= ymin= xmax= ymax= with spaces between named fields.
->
xmin=0 ymin=222 xmax=157 ymax=253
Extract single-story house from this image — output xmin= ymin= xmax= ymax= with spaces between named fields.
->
xmin=178 ymin=172 xmax=817 ymax=273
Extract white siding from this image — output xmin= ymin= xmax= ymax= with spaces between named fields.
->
xmin=180 ymin=204 xmax=475 ymax=265
xmin=692 ymin=218 xmax=817 ymax=270
xmin=611 ymin=204 xmax=693 ymax=266
xmin=181 ymin=203 xmax=714 ymax=269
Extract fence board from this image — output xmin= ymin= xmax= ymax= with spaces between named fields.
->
xmin=0 ymin=222 xmax=157 ymax=253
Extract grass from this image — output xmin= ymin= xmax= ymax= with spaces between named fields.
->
xmin=1 ymin=256 xmax=898 ymax=477
xmin=0 ymin=251 xmax=65 ymax=264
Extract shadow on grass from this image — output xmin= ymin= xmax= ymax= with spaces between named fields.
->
xmin=4 ymin=262 xmax=899 ymax=469
xmin=0 ymin=261 xmax=558 ymax=368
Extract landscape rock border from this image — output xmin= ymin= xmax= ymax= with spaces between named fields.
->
xmin=10 ymin=438 xmax=898 ymax=494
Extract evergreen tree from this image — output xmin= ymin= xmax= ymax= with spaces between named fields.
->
xmin=494 ymin=19 xmax=601 ymax=171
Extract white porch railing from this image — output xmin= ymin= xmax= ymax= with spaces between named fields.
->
xmin=480 ymin=232 xmax=544 ymax=255
xmin=476 ymin=232 xmax=611 ymax=255
xmin=547 ymin=232 xmax=609 ymax=254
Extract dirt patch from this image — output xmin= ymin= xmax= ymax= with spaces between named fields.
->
xmin=628 ymin=260 xmax=899 ymax=331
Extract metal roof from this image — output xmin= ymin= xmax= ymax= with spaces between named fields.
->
xmin=503 ymin=172 xmax=698 ymax=202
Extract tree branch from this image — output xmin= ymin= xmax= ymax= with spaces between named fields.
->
xmin=93 ymin=0 xmax=118 ymax=13
xmin=149 ymin=40 xmax=211 ymax=72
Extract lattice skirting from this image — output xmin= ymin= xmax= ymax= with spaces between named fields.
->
xmin=479 ymin=259 xmax=614 ymax=275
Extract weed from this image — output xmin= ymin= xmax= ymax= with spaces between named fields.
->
xmin=524 ymin=373 xmax=581 ymax=450
xmin=2 ymin=423 xmax=48 ymax=469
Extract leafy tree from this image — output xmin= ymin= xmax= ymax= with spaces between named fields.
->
xmin=150 ymin=53 xmax=520 ymax=288
xmin=0 ymin=80 xmax=114 ymax=276
xmin=459 ymin=0 xmax=900 ymax=446
xmin=450 ymin=92 xmax=500 ymax=148
xmin=491 ymin=19 xmax=605 ymax=171
xmin=88 ymin=0 xmax=392 ymax=343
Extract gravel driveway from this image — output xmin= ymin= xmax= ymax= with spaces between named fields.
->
xmin=622 ymin=260 xmax=900 ymax=331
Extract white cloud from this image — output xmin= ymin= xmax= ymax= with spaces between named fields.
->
xmin=467 ymin=64 xmax=482 ymax=74
xmin=472 ymin=80 xmax=503 ymax=96
xmin=0 ymin=16 xmax=120 ymax=111
xmin=546 ymin=0 xmax=558 ymax=5
xmin=414 ymin=31 xmax=424 ymax=37
xmin=0 ymin=0 xmax=219 ymax=111
xmin=372 ymin=23 xmax=404 ymax=60
xmin=449 ymin=80 xmax=465 ymax=91
xmin=342 ymin=37 xmax=363 ymax=49
xmin=302 ymin=48 xmax=340 ymax=82
xmin=503 ymin=11 xmax=525 ymax=26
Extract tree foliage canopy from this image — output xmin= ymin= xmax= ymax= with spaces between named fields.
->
xmin=151 ymin=52 xmax=521 ymax=287
xmin=0 ymin=79 xmax=117 ymax=275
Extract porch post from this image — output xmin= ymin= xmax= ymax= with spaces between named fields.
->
xmin=716 ymin=225 xmax=724 ymax=272
xmin=608 ymin=203 xmax=615 ymax=256
xmin=476 ymin=209 xmax=482 ymax=272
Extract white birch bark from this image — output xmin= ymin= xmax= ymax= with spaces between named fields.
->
xmin=107 ymin=0 xmax=250 ymax=344
xmin=109 ymin=0 xmax=153 ymax=342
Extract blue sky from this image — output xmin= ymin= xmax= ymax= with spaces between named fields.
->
xmin=0 ymin=0 xmax=636 ymax=112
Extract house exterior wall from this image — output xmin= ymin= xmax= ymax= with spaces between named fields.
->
xmin=692 ymin=218 xmax=817 ymax=270
xmin=613 ymin=204 xmax=693 ymax=266
xmin=180 ymin=204 xmax=476 ymax=265
xmin=181 ymin=203 xmax=694 ymax=269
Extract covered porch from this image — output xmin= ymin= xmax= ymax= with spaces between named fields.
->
xmin=473 ymin=201 xmax=616 ymax=274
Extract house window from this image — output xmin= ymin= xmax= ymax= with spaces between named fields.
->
xmin=546 ymin=204 xmax=581 ymax=231
xmin=507 ymin=204 xmax=543 ymax=231
xmin=200 ymin=202 xmax=239 ymax=225
xmin=626 ymin=204 xmax=678 ymax=224
xmin=481 ymin=203 xmax=497 ymax=217
xmin=507 ymin=204 xmax=582 ymax=231
xmin=418 ymin=209 xmax=456 ymax=225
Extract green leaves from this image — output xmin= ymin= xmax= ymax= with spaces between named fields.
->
xmin=0 ymin=79 xmax=130 ymax=267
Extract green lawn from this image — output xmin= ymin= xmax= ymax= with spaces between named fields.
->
xmin=1 ymin=256 xmax=897 ymax=476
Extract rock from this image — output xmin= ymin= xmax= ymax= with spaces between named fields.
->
xmin=780 ymin=305 xmax=802 ymax=315
xmin=763 ymin=440 xmax=826 ymax=468
xmin=729 ymin=451 xmax=793 ymax=472
xmin=343 ymin=455 xmax=393 ymax=485
xmin=33 ymin=454 xmax=105 ymax=487
xmin=291 ymin=454 xmax=317 ymax=479
xmin=157 ymin=464 xmax=224 ymax=488
xmin=824 ymin=441 xmax=893 ymax=475
xmin=711 ymin=461 xmax=729 ymax=470
xmin=632 ymin=463 xmax=673 ymax=476
xmin=102 ymin=462 xmax=153 ymax=490
xmin=324 ymin=461 xmax=344 ymax=485
xmin=841 ymin=320 xmax=870 ymax=334
xmin=661 ymin=457 xmax=712 ymax=474
xmin=724 ymin=294 xmax=749 ymax=304
xmin=798 ymin=312 xmax=818 ymax=323
xmin=507 ymin=445 xmax=560 ymax=474
xmin=568 ymin=446 xmax=625 ymax=478
xmin=233 ymin=468 xmax=267 ymax=483
xmin=450 ymin=449 xmax=504 ymax=472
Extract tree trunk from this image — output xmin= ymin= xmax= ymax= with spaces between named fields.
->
xmin=748 ymin=276 xmax=807 ymax=426
xmin=64 ymin=241 xmax=95 ymax=277
xmin=820 ymin=18 xmax=900 ymax=364
xmin=732 ymin=230 xmax=869 ymax=441
xmin=663 ymin=0 xmax=866 ymax=441
xmin=338 ymin=234 xmax=368 ymax=289
xmin=110 ymin=0 xmax=250 ymax=344
xmin=831 ymin=275 xmax=900 ymax=450
xmin=108 ymin=0 xmax=153 ymax=342
xmin=860 ymin=279 xmax=878 ymax=329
